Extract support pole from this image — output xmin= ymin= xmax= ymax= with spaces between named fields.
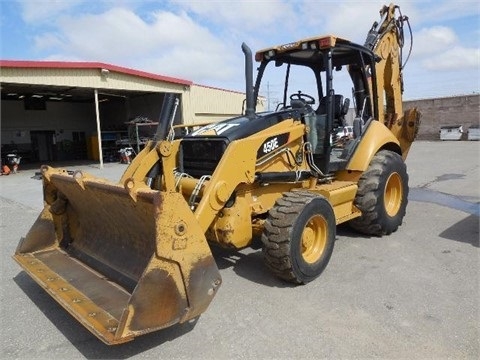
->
xmin=94 ymin=89 xmax=104 ymax=169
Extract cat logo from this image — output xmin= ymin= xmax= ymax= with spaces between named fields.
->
xmin=191 ymin=123 xmax=240 ymax=136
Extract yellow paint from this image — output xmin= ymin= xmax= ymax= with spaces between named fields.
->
xmin=346 ymin=121 xmax=400 ymax=171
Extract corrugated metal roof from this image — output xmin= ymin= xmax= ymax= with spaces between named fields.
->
xmin=0 ymin=60 xmax=192 ymax=86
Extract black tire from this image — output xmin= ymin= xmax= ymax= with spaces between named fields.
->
xmin=261 ymin=191 xmax=336 ymax=284
xmin=349 ymin=150 xmax=408 ymax=236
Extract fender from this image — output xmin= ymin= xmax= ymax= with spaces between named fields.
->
xmin=346 ymin=120 xmax=401 ymax=172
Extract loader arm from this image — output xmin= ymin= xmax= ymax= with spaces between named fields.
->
xmin=120 ymin=92 xmax=181 ymax=187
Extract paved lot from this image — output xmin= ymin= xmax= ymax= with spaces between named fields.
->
xmin=1 ymin=141 xmax=479 ymax=359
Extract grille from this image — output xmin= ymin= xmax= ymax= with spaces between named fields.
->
xmin=181 ymin=138 xmax=228 ymax=178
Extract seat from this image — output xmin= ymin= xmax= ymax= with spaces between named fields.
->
xmin=317 ymin=95 xmax=346 ymax=128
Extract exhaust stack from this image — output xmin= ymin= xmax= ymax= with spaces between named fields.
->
xmin=241 ymin=42 xmax=255 ymax=119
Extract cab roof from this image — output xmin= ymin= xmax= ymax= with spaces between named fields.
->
xmin=255 ymin=35 xmax=375 ymax=69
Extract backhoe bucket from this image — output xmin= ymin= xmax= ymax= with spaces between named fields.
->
xmin=13 ymin=166 xmax=221 ymax=345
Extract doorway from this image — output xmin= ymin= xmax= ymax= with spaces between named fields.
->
xmin=30 ymin=130 xmax=56 ymax=162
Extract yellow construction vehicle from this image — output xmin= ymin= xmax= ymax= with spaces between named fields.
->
xmin=14 ymin=3 xmax=420 ymax=345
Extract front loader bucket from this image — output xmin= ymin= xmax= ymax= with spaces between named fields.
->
xmin=13 ymin=167 xmax=221 ymax=345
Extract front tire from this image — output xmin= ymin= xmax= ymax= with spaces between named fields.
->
xmin=262 ymin=191 xmax=336 ymax=284
xmin=349 ymin=150 xmax=408 ymax=236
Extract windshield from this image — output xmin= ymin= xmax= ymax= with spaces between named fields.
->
xmin=257 ymin=63 xmax=320 ymax=111
xmin=255 ymin=59 xmax=359 ymax=118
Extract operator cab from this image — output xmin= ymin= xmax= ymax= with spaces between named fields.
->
xmin=254 ymin=35 xmax=377 ymax=174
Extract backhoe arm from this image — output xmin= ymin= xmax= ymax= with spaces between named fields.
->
xmin=365 ymin=3 xmax=420 ymax=158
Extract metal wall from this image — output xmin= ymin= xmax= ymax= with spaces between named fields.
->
xmin=188 ymin=84 xmax=265 ymax=124
xmin=0 ymin=67 xmax=185 ymax=93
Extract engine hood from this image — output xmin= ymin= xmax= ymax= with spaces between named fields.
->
xmin=186 ymin=109 xmax=301 ymax=143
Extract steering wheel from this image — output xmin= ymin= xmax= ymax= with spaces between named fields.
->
xmin=290 ymin=92 xmax=315 ymax=105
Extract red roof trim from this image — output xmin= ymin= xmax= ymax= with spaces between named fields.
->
xmin=0 ymin=60 xmax=192 ymax=86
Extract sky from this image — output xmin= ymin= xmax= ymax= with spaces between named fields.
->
xmin=0 ymin=0 xmax=479 ymax=101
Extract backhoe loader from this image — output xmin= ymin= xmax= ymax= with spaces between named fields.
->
xmin=14 ymin=3 xmax=420 ymax=345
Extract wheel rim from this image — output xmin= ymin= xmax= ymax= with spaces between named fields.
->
xmin=384 ymin=172 xmax=403 ymax=217
xmin=301 ymin=215 xmax=328 ymax=264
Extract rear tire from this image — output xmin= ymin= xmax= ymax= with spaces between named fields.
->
xmin=262 ymin=191 xmax=336 ymax=284
xmin=349 ymin=150 xmax=408 ymax=236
